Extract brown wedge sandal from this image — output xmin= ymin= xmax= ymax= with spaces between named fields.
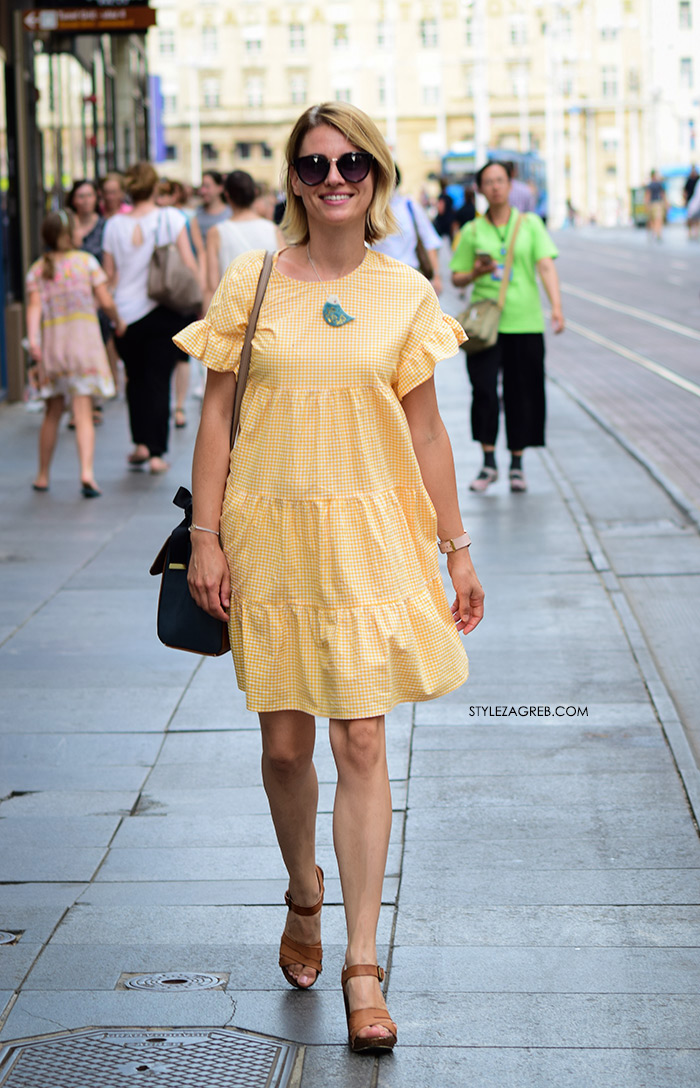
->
xmin=341 ymin=964 xmax=397 ymax=1053
xmin=278 ymin=864 xmax=324 ymax=989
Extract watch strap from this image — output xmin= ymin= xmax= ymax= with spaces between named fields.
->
xmin=438 ymin=531 xmax=471 ymax=554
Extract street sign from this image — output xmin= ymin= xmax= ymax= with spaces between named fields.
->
xmin=23 ymin=7 xmax=156 ymax=32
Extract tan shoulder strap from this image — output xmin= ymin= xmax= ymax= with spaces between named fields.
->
xmin=230 ymin=250 xmax=274 ymax=449
xmin=496 ymin=211 xmax=522 ymax=312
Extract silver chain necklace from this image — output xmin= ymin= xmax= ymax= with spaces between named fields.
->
xmin=306 ymin=245 xmax=355 ymax=327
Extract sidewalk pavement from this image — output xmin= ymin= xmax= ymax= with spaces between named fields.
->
xmin=1 ymin=334 xmax=699 ymax=1085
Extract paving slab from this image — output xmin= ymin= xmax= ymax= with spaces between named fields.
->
xmin=21 ymin=942 xmax=389 ymax=992
xmin=110 ymin=810 xmax=403 ymax=850
xmin=393 ymin=904 xmax=700 ymax=947
xmin=0 ymin=816 xmax=122 ymax=849
xmin=406 ymin=771 xmax=689 ymax=808
xmin=400 ymin=832 xmax=700 ymax=872
xmin=404 ymin=803 xmax=692 ymax=842
xmin=0 ymin=734 xmax=161 ymax=768
xmin=0 ymin=884 xmax=87 ymax=908
xmin=50 ymin=905 xmax=395 ymax=947
xmin=385 ymin=991 xmax=700 ymax=1048
xmin=374 ymin=1047 xmax=700 ymax=1088
xmin=0 ymin=791 xmax=138 ymax=818
xmin=0 ymin=848 xmax=107 ymax=883
xmin=93 ymin=842 xmax=403 ymax=882
xmin=397 ymin=867 xmax=700 ymax=907
xmin=0 ymin=688 xmax=184 ymax=734
xmin=0 ymin=942 xmax=44 ymax=989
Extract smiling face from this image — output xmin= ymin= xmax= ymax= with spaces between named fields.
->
xmin=290 ymin=124 xmax=374 ymax=240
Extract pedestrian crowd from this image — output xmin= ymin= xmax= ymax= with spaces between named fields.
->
xmin=25 ymin=166 xmax=281 ymax=493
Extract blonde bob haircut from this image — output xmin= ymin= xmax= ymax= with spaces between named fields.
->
xmin=281 ymin=102 xmax=398 ymax=246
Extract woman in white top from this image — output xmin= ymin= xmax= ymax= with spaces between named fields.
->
xmin=204 ymin=170 xmax=283 ymax=309
xmin=102 ymin=162 xmax=199 ymax=474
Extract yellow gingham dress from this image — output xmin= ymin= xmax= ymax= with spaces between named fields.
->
xmin=174 ymin=248 xmax=469 ymax=718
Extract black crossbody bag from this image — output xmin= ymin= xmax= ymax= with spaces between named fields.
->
xmin=149 ymin=251 xmax=274 ymax=655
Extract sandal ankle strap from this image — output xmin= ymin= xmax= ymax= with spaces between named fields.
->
xmin=342 ymin=963 xmax=385 ymax=984
xmin=284 ymin=864 xmax=324 ymax=917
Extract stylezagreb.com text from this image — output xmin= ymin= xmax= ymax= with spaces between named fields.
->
xmin=469 ymin=706 xmax=588 ymax=718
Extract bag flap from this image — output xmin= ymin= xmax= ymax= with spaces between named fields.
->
xmin=150 ymin=536 xmax=170 ymax=576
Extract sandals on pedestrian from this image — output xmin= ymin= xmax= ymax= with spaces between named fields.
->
xmin=469 ymin=466 xmax=498 ymax=492
xmin=509 ymin=469 xmax=527 ymax=492
xmin=341 ymin=964 xmax=397 ymax=1053
xmin=174 ymin=408 xmax=187 ymax=429
xmin=279 ymin=864 xmax=324 ymax=990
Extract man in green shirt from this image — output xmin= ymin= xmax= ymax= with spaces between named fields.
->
xmin=451 ymin=161 xmax=564 ymax=493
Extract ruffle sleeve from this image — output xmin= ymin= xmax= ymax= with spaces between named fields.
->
xmin=172 ymin=248 xmax=267 ymax=375
xmin=394 ymin=281 xmax=467 ymax=400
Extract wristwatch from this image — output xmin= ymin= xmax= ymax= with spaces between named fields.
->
xmin=438 ymin=531 xmax=471 ymax=554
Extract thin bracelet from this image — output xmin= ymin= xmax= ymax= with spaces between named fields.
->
xmin=189 ymin=524 xmax=220 ymax=537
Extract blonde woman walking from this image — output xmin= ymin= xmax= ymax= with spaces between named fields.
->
xmin=175 ymin=103 xmax=484 ymax=1054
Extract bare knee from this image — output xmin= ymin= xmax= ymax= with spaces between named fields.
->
xmin=260 ymin=711 xmax=315 ymax=781
xmin=331 ymin=716 xmax=386 ymax=779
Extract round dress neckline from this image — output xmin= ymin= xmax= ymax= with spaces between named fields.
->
xmin=273 ymin=246 xmax=370 ymax=285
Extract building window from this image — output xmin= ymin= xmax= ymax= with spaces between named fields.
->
xmin=201 ymin=78 xmax=220 ymax=108
xmin=289 ymin=23 xmax=305 ymax=51
xmin=378 ymin=75 xmax=386 ymax=105
xmin=201 ymin=25 xmax=217 ymax=55
xmin=420 ymin=18 xmax=438 ymax=47
xmin=159 ymin=29 xmax=175 ymax=55
xmin=246 ymin=77 xmax=263 ymax=107
xmin=680 ymin=56 xmax=694 ymax=87
xmin=333 ymin=23 xmax=349 ymax=48
xmin=465 ymin=17 xmax=473 ymax=46
xmin=202 ymin=142 xmax=218 ymax=162
xmin=561 ymin=77 xmax=573 ymax=97
xmin=163 ymin=93 xmax=177 ymax=114
xmin=680 ymin=0 xmax=692 ymax=27
xmin=601 ymin=65 xmax=618 ymax=98
xmin=290 ymin=74 xmax=307 ymax=105
xmin=334 ymin=87 xmax=351 ymax=103
xmin=164 ymin=144 xmax=177 ymax=161
xmin=509 ymin=15 xmax=527 ymax=44
xmin=245 ymin=34 xmax=263 ymax=53
xmin=261 ymin=142 xmax=273 ymax=159
xmin=377 ymin=20 xmax=388 ymax=47
xmin=602 ymin=138 xmax=618 ymax=152
xmin=235 ymin=141 xmax=251 ymax=159
xmin=628 ymin=67 xmax=640 ymax=93
xmin=600 ymin=26 xmax=619 ymax=39
xmin=422 ymin=83 xmax=440 ymax=106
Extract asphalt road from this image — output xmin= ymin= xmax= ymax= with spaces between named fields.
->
xmin=545 ymin=225 xmax=700 ymax=514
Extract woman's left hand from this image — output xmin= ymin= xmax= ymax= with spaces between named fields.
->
xmin=447 ymin=550 xmax=484 ymax=635
xmin=551 ymin=308 xmax=565 ymax=334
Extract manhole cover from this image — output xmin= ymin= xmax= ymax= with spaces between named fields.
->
xmin=0 ymin=933 xmax=20 ymax=946
xmin=0 ymin=1028 xmax=300 ymax=1087
xmin=120 ymin=972 xmax=228 ymax=991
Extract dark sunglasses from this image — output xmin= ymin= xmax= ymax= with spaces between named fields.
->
xmin=293 ymin=151 xmax=374 ymax=186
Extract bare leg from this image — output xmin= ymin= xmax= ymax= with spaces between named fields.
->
xmin=173 ymin=361 xmax=189 ymax=425
xmin=260 ymin=710 xmax=320 ymax=987
xmin=72 ymin=394 xmax=98 ymax=489
xmin=34 ymin=395 xmax=64 ymax=488
xmin=330 ymin=715 xmax=393 ymax=1042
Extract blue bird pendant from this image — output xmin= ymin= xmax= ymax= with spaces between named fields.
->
xmin=323 ymin=296 xmax=354 ymax=327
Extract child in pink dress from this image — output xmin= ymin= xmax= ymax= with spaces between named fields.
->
xmin=25 ymin=210 xmax=124 ymax=496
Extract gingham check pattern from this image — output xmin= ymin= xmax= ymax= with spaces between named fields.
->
xmin=174 ymin=249 xmax=469 ymax=718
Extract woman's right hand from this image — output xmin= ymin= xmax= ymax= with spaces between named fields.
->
xmin=188 ymin=536 xmax=231 ymax=621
